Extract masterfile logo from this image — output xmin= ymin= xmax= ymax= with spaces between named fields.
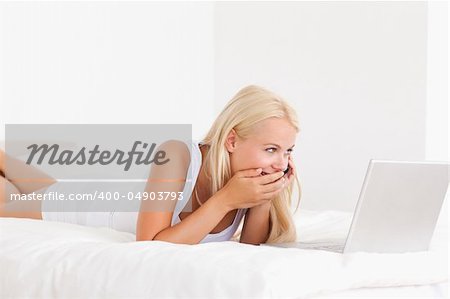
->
xmin=4 ymin=124 xmax=193 ymax=213
xmin=26 ymin=141 xmax=170 ymax=171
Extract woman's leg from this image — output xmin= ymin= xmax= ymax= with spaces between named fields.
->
xmin=0 ymin=148 xmax=56 ymax=194
xmin=0 ymin=173 xmax=43 ymax=219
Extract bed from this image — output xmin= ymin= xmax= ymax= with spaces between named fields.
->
xmin=0 ymin=208 xmax=447 ymax=298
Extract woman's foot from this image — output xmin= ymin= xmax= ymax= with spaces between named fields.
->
xmin=0 ymin=149 xmax=5 ymax=177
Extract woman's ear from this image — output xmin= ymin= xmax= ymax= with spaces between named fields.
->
xmin=225 ymin=129 xmax=237 ymax=153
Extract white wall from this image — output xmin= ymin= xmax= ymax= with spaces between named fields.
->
xmin=426 ymin=1 xmax=448 ymax=162
xmin=0 ymin=2 xmax=447 ymax=213
xmin=0 ymin=2 xmax=215 ymax=140
xmin=425 ymin=1 xmax=448 ymax=229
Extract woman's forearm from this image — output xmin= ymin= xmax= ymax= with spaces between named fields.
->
xmin=152 ymin=191 xmax=230 ymax=244
xmin=239 ymin=202 xmax=271 ymax=245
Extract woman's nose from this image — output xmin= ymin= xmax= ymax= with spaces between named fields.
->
xmin=273 ymin=156 xmax=288 ymax=172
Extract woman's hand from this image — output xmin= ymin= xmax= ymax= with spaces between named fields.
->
xmin=248 ymin=156 xmax=296 ymax=210
xmin=283 ymin=155 xmax=296 ymax=187
xmin=218 ymin=168 xmax=286 ymax=211
xmin=239 ymin=156 xmax=296 ymax=244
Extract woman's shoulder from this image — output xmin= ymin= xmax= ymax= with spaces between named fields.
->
xmin=157 ymin=139 xmax=203 ymax=167
xmin=157 ymin=139 xmax=192 ymax=168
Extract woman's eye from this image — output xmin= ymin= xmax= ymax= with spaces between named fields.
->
xmin=266 ymin=148 xmax=293 ymax=154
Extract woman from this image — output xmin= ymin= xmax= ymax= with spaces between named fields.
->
xmin=0 ymin=85 xmax=301 ymax=245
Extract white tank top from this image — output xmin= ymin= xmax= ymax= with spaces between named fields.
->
xmin=170 ymin=140 xmax=247 ymax=243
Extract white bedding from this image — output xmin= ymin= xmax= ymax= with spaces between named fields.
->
xmin=0 ymin=209 xmax=447 ymax=298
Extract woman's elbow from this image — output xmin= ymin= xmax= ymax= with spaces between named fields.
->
xmin=239 ymin=237 xmax=263 ymax=245
xmin=135 ymin=235 xmax=155 ymax=242
xmin=136 ymin=230 xmax=160 ymax=242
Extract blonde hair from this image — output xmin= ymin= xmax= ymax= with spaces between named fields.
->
xmin=195 ymin=85 xmax=301 ymax=243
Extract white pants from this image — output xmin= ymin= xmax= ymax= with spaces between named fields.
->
xmin=41 ymin=181 xmax=142 ymax=234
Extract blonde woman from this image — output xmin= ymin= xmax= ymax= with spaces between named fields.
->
xmin=0 ymin=85 xmax=301 ymax=245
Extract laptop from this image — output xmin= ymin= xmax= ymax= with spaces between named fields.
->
xmin=263 ymin=160 xmax=450 ymax=254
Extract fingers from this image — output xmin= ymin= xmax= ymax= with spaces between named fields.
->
xmin=260 ymin=185 xmax=284 ymax=200
xmin=287 ymin=156 xmax=295 ymax=180
xmin=258 ymin=171 xmax=285 ymax=185
xmin=260 ymin=161 xmax=296 ymax=194
xmin=239 ymin=168 xmax=263 ymax=178
xmin=285 ymin=170 xmax=294 ymax=186
xmin=260 ymin=175 xmax=286 ymax=194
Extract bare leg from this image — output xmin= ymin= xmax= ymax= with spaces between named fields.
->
xmin=0 ymin=173 xmax=43 ymax=219
xmin=0 ymin=148 xmax=56 ymax=194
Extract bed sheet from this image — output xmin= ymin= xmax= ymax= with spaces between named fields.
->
xmin=0 ymin=208 xmax=447 ymax=298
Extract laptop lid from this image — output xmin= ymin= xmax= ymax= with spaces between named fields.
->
xmin=343 ymin=160 xmax=449 ymax=253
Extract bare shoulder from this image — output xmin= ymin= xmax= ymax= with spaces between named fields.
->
xmin=151 ymin=139 xmax=191 ymax=177
xmin=157 ymin=139 xmax=191 ymax=166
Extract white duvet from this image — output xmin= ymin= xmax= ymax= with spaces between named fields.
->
xmin=0 ymin=209 xmax=447 ymax=298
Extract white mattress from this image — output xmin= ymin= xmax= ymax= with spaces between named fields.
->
xmin=0 ymin=209 xmax=447 ymax=298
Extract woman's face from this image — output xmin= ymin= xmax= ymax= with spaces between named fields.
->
xmin=226 ymin=117 xmax=297 ymax=175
